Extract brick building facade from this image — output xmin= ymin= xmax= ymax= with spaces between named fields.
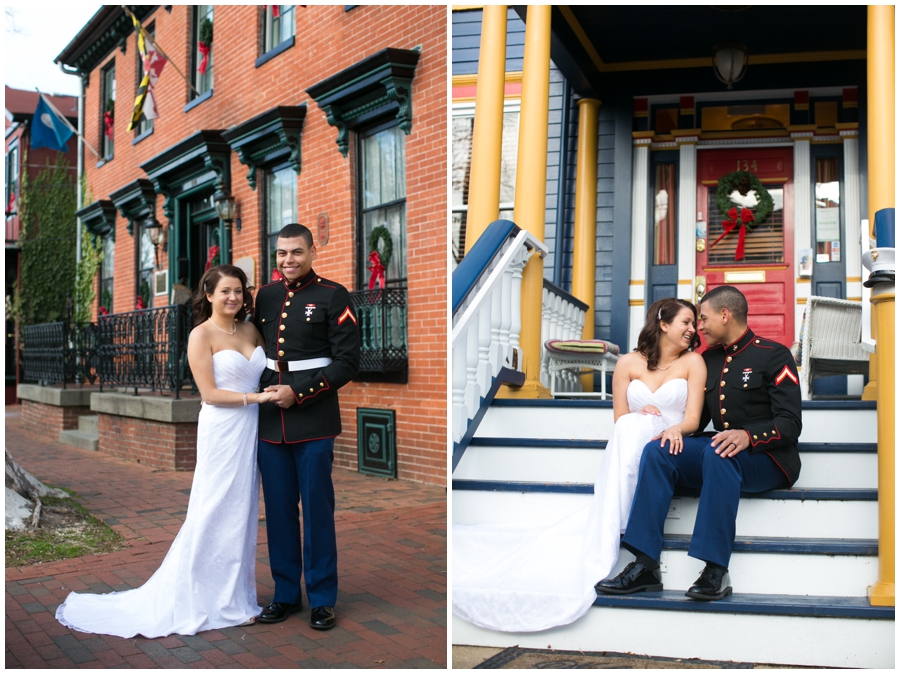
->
xmin=56 ymin=5 xmax=447 ymax=485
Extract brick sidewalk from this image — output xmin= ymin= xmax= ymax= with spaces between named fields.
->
xmin=5 ymin=406 xmax=447 ymax=669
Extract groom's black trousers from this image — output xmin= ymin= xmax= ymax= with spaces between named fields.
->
xmin=622 ymin=435 xmax=784 ymax=568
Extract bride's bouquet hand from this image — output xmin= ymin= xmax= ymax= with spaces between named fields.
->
xmin=640 ymin=404 xmax=661 ymax=416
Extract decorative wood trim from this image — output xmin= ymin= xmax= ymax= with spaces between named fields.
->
xmin=109 ymin=179 xmax=157 ymax=237
xmin=76 ymin=199 xmax=118 ymax=241
xmin=221 ymin=105 xmax=307 ymax=190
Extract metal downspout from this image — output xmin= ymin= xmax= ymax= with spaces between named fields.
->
xmin=59 ymin=62 xmax=84 ymax=263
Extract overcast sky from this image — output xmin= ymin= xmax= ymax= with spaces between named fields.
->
xmin=5 ymin=3 xmax=103 ymax=97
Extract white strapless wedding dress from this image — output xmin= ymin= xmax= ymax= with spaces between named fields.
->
xmin=453 ymin=378 xmax=688 ymax=633
xmin=56 ymin=347 xmax=266 ymax=638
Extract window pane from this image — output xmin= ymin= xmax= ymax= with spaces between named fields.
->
xmin=103 ymin=65 xmax=115 ymax=158
xmin=499 ymin=111 xmax=519 ymax=205
xmin=451 ymin=116 xmax=473 ymax=209
xmin=815 ymin=157 xmax=841 ymax=263
xmin=140 ymin=226 xmax=154 ymax=271
xmin=653 ymin=163 xmax=676 ymax=266
xmin=361 ymin=126 xmax=406 ymax=285
xmin=194 ymin=5 xmax=213 ymax=95
xmin=364 ymin=203 xmax=406 ymax=281
xmin=265 ymin=167 xmax=297 ymax=280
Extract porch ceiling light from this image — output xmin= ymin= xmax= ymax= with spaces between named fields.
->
xmin=214 ymin=188 xmax=240 ymax=230
xmin=712 ymin=41 xmax=749 ymax=91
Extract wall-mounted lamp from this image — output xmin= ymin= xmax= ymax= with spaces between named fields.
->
xmin=143 ymin=215 xmax=165 ymax=267
xmin=214 ymin=188 xmax=241 ymax=231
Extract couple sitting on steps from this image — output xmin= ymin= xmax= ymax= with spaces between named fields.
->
xmin=453 ymin=285 xmax=802 ymax=633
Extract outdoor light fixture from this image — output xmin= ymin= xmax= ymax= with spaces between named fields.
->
xmin=143 ymin=215 xmax=165 ymax=267
xmin=214 ymin=188 xmax=241 ymax=231
xmin=712 ymin=41 xmax=749 ymax=90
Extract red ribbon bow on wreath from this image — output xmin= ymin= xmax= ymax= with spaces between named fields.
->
xmin=136 ymin=295 xmax=146 ymax=310
xmin=710 ymin=206 xmax=755 ymax=261
xmin=198 ymin=42 xmax=211 ymax=75
xmin=367 ymin=250 xmax=385 ymax=290
xmin=103 ymin=110 xmax=114 ymax=139
xmin=205 ymin=244 xmax=220 ymax=271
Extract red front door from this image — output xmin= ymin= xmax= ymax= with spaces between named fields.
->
xmin=696 ymin=147 xmax=794 ymax=348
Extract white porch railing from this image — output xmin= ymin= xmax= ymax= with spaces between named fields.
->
xmin=540 ymin=280 xmax=588 ymax=394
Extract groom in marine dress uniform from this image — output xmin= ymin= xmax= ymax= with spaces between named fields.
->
xmin=597 ymin=285 xmax=802 ymax=600
xmin=253 ymin=223 xmax=360 ymax=629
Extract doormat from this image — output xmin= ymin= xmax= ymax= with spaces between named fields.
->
xmin=474 ymin=647 xmax=825 ymax=669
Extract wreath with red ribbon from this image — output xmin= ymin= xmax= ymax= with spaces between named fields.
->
xmin=711 ymin=171 xmax=774 ymax=261
xmin=198 ymin=18 xmax=213 ymax=74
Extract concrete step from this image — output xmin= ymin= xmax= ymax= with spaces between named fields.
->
xmin=455 ymin=438 xmax=877 ymax=489
xmin=452 ymin=594 xmax=894 ymax=668
xmin=58 ymin=429 xmax=98 ymax=452
xmin=452 ymin=484 xmax=879 ymax=539
xmin=475 ymin=399 xmax=877 ymax=443
xmin=77 ymin=415 xmax=98 ymax=434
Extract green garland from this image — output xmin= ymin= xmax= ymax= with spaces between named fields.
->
xmin=368 ymin=225 xmax=393 ymax=272
xmin=14 ymin=151 xmax=77 ymax=332
xmin=199 ymin=17 xmax=213 ymax=45
xmin=716 ymin=171 xmax=774 ymax=230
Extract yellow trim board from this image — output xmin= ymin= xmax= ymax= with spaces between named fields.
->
xmin=452 ymin=5 xmax=483 ymax=11
xmin=629 ymin=299 xmax=645 ymax=306
xmin=452 ymin=72 xmax=523 ymax=88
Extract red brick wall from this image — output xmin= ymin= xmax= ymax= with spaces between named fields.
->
xmin=97 ymin=414 xmax=198 ymax=471
xmin=21 ymin=401 xmax=92 ymax=437
xmin=81 ymin=6 xmax=447 ymax=486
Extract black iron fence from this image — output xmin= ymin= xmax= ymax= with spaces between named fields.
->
xmin=350 ymin=287 xmax=408 ymax=375
xmin=21 ymin=305 xmax=195 ymax=397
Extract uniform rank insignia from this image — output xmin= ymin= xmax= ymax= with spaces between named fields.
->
xmin=775 ymin=365 xmax=799 ymax=386
xmin=742 ymin=369 xmax=752 ymax=383
xmin=338 ymin=306 xmax=357 ymax=325
xmin=305 ymin=304 xmax=315 ymax=317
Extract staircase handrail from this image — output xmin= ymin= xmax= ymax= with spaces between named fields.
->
xmin=451 ymin=219 xmax=547 ymax=468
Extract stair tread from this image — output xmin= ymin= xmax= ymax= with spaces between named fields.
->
xmin=592 ymin=590 xmax=894 ymax=619
xmin=60 ymin=430 xmax=99 ymax=439
xmin=469 ymin=438 xmax=876 ymax=452
xmin=490 ymin=398 xmax=876 ymax=409
xmin=664 ymin=534 xmax=876 ymax=555
xmin=453 ymin=479 xmax=877 ymax=500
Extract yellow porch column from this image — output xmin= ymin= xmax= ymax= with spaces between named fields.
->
xmin=502 ymin=5 xmax=552 ymax=399
xmin=465 ymin=5 xmax=508 ymax=250
xmin=571 ymin=98 xmax=601 ymax=391
xmin=866 ymin=4 xmax=894 ymax=608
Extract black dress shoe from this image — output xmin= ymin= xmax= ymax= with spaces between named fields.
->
xmin=257 ymin=601 xmax=303 ymax=624
xmin=685 ymin=563 xmax=732 ymax=601
xmin=595 ymin=561 xmax=663 ymax=595
xmin=310 ymin=606 xmax=336 ymax=630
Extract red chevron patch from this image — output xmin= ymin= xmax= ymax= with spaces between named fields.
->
xmin=775 ymin=365 xmax=798 ymax=386
xmin=338 ymin=306 xmax=357 ymax=325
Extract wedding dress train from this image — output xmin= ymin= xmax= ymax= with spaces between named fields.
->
xmin=452 ymin=378 xmax=688 ymax=633
xmin=56 ymin=347 xmax=266 ymax=638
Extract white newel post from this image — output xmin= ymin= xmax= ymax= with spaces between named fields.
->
xmin=840 ymin=129 xmax=862 ymax=300
xmin=629 ymin=138 xmax=651 ymax=350
xmin=792 ymin=132 xmax=813 ymax=340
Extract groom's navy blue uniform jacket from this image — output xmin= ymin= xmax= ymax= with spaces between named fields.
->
xmin=254 ymin=268 xmax=360 ymax=444
xmin=698 ymin=327 xmax=802 ymax=486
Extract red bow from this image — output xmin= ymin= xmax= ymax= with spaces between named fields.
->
xmin=367 ymin=250 xmax=385 ymax=290
xmin=136 ymin=296 xmax=146 ymax=310
xmin=198 ymin=42 xmax=210 ymax=75
xmin=98 ymin=306 xmax=109 ymax=316
xmin=205 ymin=244 xmax=220 ymax=271
xmin=267 ymin=5 xmax=280 ymax=17
xmin=710 ymin=206 xmax=754 ymax=261
xmin=103 ymin=110 xmax=114 ymax=139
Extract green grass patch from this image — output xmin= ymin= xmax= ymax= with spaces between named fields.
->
xmin=5 ymin=493 xmax=125 ymax=568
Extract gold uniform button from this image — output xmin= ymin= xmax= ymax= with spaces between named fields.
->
xmin=319 ymin=382 xmax=324 ymax=387
xmin=723 ymin=422 xmax=730 ymax=429
xmin=753 ymin=435 xmax=758 ymax=440
xmin=298 ymin=393 xmax=303 ymax=398
xmin=279 ymin=337 xmax=284 ymax=343
xmin=743 ymin=384 xmax=748 ymax=388
xmin=317 ymin=278 xmax=322 ymax=283
xmin=721 ymin=408 xmax=727 ymax=415
xmin=288 ymin=292 xmax=295 ymax=298
xmin=732 ymin=345 xmax=738 ymax=351
xmin=309 ymin=388 xmax=314 ymax=392
xmin=720 ymin=381 xmax=726 ymax=387
xmin=282 ymin=312 xmax=288 ymax=318
xmin=755 ymin=339 xmax=760 ymax=344
xmin=763 ymin=432 xmax=768 ymax=437
xmin=719 ymin=394 xmax=725 ymax=400
xmin=724 ymin=368 xmax=729 ymax=373
xmin=278 ymin=350 xmax=284 ymax=357
xmin=285 ymin=301 xmax=291 ymax=306
xmin=726 ymin=356 xmax=733 ymax=363
xmin=306 ymin=317 xmax=311 ymax=322
xmin=280 ymin=325 xmax=285 ymax=331
xmin=261 ymin=318 xmax=266 ymax=323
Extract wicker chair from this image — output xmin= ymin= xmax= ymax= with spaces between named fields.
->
xmin=543 ymin=339 xmax=621 ymax=400
xmin=799 ymin=296 xmax=869 ymax=399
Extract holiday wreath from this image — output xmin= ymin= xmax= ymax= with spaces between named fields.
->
xmin=367 ymin=225 xmax=393 ymax=272
xmin=711 ymin=170 xmax=775 ymax=261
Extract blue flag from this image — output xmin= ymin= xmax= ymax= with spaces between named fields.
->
xmin=30 ymin=96 xmax=74 ymax=152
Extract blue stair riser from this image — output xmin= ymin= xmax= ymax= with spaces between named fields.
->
xmin=453 ymin=490 xmax=878 ymax=539
xmin=455 ymin=443 xmax=877 ymax=489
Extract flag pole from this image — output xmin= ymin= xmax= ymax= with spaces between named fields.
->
xmin=121 ymin=6 xmax=201 ymax=98
xmin=35 ymin=88 xmax=101 ymax=159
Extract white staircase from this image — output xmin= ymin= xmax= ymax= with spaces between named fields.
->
xmin=452 ymin=399 xmax=894 ymax=668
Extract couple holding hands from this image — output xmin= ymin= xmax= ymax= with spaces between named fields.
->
xmin=454 ymin=286 xmax=803 ymax=633
xmin=57 ymin=223 xmax=360 ymax=637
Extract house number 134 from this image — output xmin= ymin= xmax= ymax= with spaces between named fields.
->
xmin=737 ymin=159 xmax=758 ymax=171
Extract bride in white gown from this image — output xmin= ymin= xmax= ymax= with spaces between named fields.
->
xmin=453 ymin=298 xmax=707 ymax=633
xmin=57 ymin=265 xmax=275 ymax=638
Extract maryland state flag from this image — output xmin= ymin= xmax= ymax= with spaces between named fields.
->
xmin=127 ymin=17 xmax=167 ymax=131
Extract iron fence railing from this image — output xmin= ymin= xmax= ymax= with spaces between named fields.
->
xmin=350 ymin=287 xmax=408 ymax=374
xmin=21 ymin=305 xmax=195 ymax=397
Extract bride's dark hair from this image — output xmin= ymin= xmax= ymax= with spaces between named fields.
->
xmin=634 ymin=298 xmax=700 ymax=370
xmin=191 ymin=265 xmax=252 ymax=328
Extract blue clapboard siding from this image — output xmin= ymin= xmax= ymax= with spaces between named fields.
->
xmin=451 ymin=8 xmax=525 ymax=76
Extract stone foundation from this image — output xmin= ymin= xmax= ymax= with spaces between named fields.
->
xmin=16 ymin=385 xmax=93 ymax=437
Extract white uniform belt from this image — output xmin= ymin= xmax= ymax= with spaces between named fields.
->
xmin=266 ymin=357 xmax=332 ymax=373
